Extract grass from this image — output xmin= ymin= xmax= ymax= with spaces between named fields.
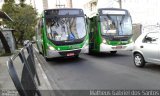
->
xmin=0 ymin=53 xmax=13 ymax=57
xmin=17 ymin=44 xmax=23 ymax=49
xmin=0 ymin=44 xmax=24 ymax=57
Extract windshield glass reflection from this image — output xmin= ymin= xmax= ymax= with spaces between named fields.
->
xmin=46 ymin=17 xmax=86 ymax=41
xmin=100 ymin=15 xmax=132 ymax=36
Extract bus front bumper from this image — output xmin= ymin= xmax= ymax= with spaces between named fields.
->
xmin=46 ymin=46 xmax=88 ymax=58
xmin=81 ymin=45 xmax=89 ymax=54
xmin=46 ymin=50 xmax=61 ymax=58
xmin=100 ymin=43 xmax=134 ymax=52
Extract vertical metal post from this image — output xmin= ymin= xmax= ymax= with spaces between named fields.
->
xmin=119 ymin=0 xmax=122 ymax=9
xmin=42 ymin=0 xmax=48 ymax=9
xmin=67 ymin=0 xmax=72 ymax=8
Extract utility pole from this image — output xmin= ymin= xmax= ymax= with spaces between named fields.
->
xmin=43 ymin=0 xmax=48 ymax=9
xmin=56 ymin=0 xmax=65 ymax=8
xmin=119 ymin=0 xmax=122 ymax=8
xmin=67 ymin=0 xmax=72 ymax=8
xmin=33 ymin=0 xmax=36 ymax=8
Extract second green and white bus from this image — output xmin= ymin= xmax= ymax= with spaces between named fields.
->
xmin=36 ymin=8 xmax=88 ymax=60
xmin=89 ymin=8 xmax=133 ymax=54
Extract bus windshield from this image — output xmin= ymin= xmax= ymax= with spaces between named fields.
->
xmin=46 ymin=16 xmax=86 ymax=41
xmin=100 ymin=15 xmax=132 ymax=36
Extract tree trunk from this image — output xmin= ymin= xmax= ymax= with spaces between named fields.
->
xmin=17 ymin=31 xmax=25 ymax=46
xmin=0 ymin=30 xmax=11 ymax=53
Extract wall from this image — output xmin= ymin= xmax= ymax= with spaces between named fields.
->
xmin=0 ymin=29 xmax=15 ymax=54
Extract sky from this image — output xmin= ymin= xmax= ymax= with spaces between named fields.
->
xmin=33 ymin=0 xmax=87 ymax=13
xmin=0 ymin=0 xmax=160 ymax=26
xmin=0 ymin=0 xmax=87 ymax=13
xmin=122 ymin=0 xmax=160 ymax=26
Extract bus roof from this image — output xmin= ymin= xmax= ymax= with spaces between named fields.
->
xmin=98 ymin=8 xmax=128 ymax=12
xmin=44 ymin=8 xmax=84 ymax=12
xmin=44 ymin=8 xmax=84 ymax=17
xmin=88 ymin=8 xmax=129 ymax=18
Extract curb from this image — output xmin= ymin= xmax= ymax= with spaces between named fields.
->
xmin=34 ymin=47 xmax=53 ymax=90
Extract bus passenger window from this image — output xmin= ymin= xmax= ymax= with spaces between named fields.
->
xmin=46 ymin=21 xmax=52 ymax=39
xmin=51 ymin=21 xmax=60 ymax=40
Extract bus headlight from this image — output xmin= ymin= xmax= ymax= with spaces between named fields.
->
xmin=82 ymin=39 xmax=89 ymax=49
xmin=49 ymin=46 xmax=55 ymax=50
xmin=81 ymin=40 xmax=89 ymax=53
xmin=102 ymin=38 xmax=107 ymax=44
xmin=48 ymin=44 xmax=55 ymax=50
xmin=129 ymin=38 xmax=133 ymax=43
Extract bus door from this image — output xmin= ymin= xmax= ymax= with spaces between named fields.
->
xmin=89 ymin=17 xmax=98 ymax=50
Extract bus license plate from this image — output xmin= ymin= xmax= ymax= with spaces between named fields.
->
xmin=67 ymin=53 xmax=75 ymax=56
xmin=116 ymin=46 xmax=122 ymax=49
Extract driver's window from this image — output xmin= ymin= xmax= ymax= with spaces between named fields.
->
xmin=143 ymin=32 xmax=159 ymax=44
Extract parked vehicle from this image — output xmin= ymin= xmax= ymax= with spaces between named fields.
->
xmin=133 ymin=30 xmax=160 ymax=67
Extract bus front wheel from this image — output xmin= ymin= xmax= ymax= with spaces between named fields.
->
xmin=74 ymin=55 xmax=79 ymax=58
xmin=45 ymin=57 xmax=52 ymax=61
xmin=110 ymin=51 xmax=117 ymax=54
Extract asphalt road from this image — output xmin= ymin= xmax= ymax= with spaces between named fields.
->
xmin=37 ymin=51 xmax=160 ymax=90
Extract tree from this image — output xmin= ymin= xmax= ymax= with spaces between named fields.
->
xmin=2 ymin=0 xmax=37 ymax=46
xmin=0 ymin=0 xmax=15 ymax=54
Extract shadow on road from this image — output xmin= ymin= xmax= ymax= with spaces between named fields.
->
xmin=87 ymin=52 xmax=130 ymax=58
xmin=47 ymin=57 xmax=87 ymax=65
xmin=143 ymin=64 xmax=160 ymax=72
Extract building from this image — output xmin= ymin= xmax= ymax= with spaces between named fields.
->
xmin=122 ymin=0 xmax=160 ymax=26
xmin=84 ymin=0 xmax=160 ymax=26
xmin=42 ymin=0 xmax=48 ymax=9
xmin=84 ymin=0 xmax=97 ymax=16
xmin=66 ymin=0 xmax=72 ymax=8
xmin=84 ymin=0 xmax=119 ymax=16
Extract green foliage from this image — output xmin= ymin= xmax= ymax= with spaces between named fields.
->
xmin=2 ymin=1 xmax=37 ymax=45
xmin=19 ymin=0 xmax=26 ymax=3
xmin=4 ymin=0 xmax=15 ymax=3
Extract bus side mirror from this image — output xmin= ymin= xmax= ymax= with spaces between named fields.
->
xmin=97 ymin=18 xmax=100 ymax=22
xmin=96 ymin=14 xmax=100 ymax=22
xmin=86 ymin=19 xmax=88 ymax=24
xmin=85 ymin=14 xmax=88 ymax=24
xmin=40 ymin=20 xmax=43 ymax=28
xmin=90 ymin=18 xmax=93 ymax=22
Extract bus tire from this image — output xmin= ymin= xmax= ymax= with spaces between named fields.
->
xmin=39 ymin=51 xmax=42 ymax=54
xmin=110 ymin=51 xmax=117 ymax=54
xmin=88 ymin=51 xmax=92 ymax=55
xmin=42 ymin=46 xmax=45 ymax=56
xmin=88 ymin=49 xmax=94 ymax=55
xmin=74 ymin=55 xmax=79 ymax=58
xmin=45 ymin=57 xmax=52 ymax=61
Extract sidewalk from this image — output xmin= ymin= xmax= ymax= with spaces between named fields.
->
xmin=0 ymin=49 xmax=53 ymax=95
xmin=0 ymin=56 xmax=15 ymax=90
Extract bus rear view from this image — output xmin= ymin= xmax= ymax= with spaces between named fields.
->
xmin=36 ymin=8 xmax=88 ymax=60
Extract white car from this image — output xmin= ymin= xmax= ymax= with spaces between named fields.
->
xmin=133 ymin=31 xmax=160 ymax=67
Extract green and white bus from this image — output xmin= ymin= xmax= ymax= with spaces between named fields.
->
xmin=89 ymin=8 xmax=133 ymax=54
xmin=36 ymin=8 xmax=88 ymax=60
